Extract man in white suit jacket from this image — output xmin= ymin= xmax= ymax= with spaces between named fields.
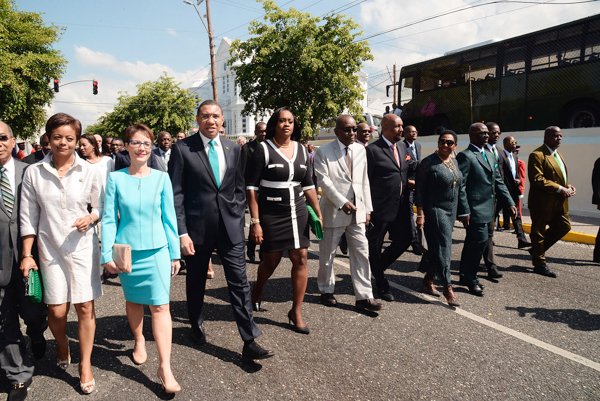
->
xmin=314 ymin=115 xmax=382 ymax=312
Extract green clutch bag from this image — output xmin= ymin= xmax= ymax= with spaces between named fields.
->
xmin=306 ymin=205 xmax=323 ymax=240
xmin=26 ymin=269 xmax=43 ymax=304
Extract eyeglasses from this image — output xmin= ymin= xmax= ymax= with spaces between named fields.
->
xmin=438 ymin=139 xmax=455 ymax=146
xmin=128 ymin=140 xmax=152 ymax=148
xmin=256 ymin=130 xmax=266 ymax=134
xmin=0 ymin=135 xmax=12 ymax=142
xmin=341 ymin=126 xmax=357 ymax=133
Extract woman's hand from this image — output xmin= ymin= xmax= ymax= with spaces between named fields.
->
xmin=73 ymin=214 xmax=95 ymax=232
xmin=20 ymin=256 xmax=38 ymax=279
xmin=171 ymin=260 xmax=181 ymax=277
xmin=102 ymin=261 xmax=119 ymax=274
xmin=251 ymin=223 xmax=263 ymax=245
xmin=416 ymin=215 xmax=424 ymax=229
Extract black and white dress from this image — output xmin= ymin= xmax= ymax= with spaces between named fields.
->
xmin=246 ymin=140 xmax=315 ymax=252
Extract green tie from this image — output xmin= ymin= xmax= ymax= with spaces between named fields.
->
xmin=553 ymin=152 xmax=567 ymax=182
xmin=0 ymin=167 xmax=14 ymax=215
xmin=481 ymin=150 xmax=489 ymax=162
xmin=208 ymin=140 xmax=221 ymax=188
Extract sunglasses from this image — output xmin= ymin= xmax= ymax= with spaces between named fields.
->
xmin=438 ymin=139 xmax=455 ymax=146
xmin=341 ymin=126 xmax=357 ymax=133
xmin=0 ymin=135 xmax=12 ymax=142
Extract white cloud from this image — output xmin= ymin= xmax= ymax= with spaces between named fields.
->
xmin=166 ymin=28 xmax=178 ymax=37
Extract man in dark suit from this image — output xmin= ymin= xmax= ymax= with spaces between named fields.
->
xmin=528 ymin=126 xmax=575 ymax=277
xmin=498 ymin=135 xmax=531 ymax=249
xmin=169 ymin=100 xmax=272 ymax=361
xmin=366 ymin=113 xmax=411 ymax=302
xmin=592 ymin=156 xmax=600 ymax=263
xmin=0 ymin=121 xmax=47 ymax=401
xmin=403 ymin=125 xmax=425 ymax=255
xmin=457 ymin=123 xmax=516 ymax=296
xmin=21 ymin=134 xmax=50 ymax=165
xmin=241 ymin=122 xmax=266 ymax=263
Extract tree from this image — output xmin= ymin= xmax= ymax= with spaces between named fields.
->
xmin=229 ymin=0 xmax=372 ymax=138
xmin=0 ymin=0 xmax=66 ymax=138
xmin=87 ymin=74 xmax=199 ymax=138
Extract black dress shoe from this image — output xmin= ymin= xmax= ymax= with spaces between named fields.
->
xmin=379 ymin=291 xmax=395 ymax=302
xmin=247 ymin=252 xmax=256 ymax=263
xmin=487 ymin=265 xmax=503 ymax=279
xmin=320 ymin=293 xmax=337 ymax=307
xmin=30 ymin=336 xmax=46 ymax=360
xmin=8 ymin=378 xmax=32 ymax=401
xmin=458 ymin=277 xmax=485 ymax=289
xmin=190 ymin=329 xmax=207 ymax=346
xmin=533 ymin=264 xmax=557 ymax=278
xmin=466 ymin=283 xmax=484 ymax=297
xmin=518 ymin=240 xmax=532 ymax=249
xmin=411 ymin=243 xmax=425 ymax=256
xmin=355 ymin=299 xmax=383 ymax=312
xmin=242 ymin=340 xmax=275 ymax=361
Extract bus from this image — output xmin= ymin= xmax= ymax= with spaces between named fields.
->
xmin=397 ymin=14 xmax=600 ymax=135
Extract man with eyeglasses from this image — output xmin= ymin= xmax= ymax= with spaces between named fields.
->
xmin=365 ymin=113 xmax=412 ymax=302
xmin=241 ymin=122 xmax=267 ymax=263
xmin=22 ymin=134 xmax=51 ymax=165
xmin=0 ymin=121 xmax=48 ymax=401
xmin=456 ymin=123 xmax=516 ymax=296
xmin=313 ymin=115 xmax=382 ymax=312
xmin=169 ymin=100 xmax=273 ymax=362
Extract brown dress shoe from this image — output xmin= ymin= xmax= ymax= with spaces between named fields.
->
xmin=443 ymin=286 xmax=460 ymax=307
xmin=422 ymin=273 xmax=441 ymax=297
xmin=355 ymin=298 xmax=383 ymax=312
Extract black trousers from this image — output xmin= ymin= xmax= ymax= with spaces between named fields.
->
xmin=185 ymin=218 xmax=261 ymax=343
xmin=459 ymin=222 xmax=489 ymax=284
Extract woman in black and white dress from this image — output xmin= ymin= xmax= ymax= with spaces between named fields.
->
xmin=246 ymin=108 xmax=322 ymax=334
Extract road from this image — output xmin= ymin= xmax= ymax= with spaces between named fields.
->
xmin=5 ymin=223 xmax=600 ymax=400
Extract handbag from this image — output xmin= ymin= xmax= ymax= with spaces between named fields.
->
xmin=112 ymin=244 xmax=132 ymax=273
xmin=306 ymin=205 xmax=323 ymax=240
xmin=25 ymin=269 xmax=43 ymax=304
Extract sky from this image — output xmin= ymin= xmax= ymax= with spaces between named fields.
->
xmin=15 ymin=0 xmax=600 ymax=131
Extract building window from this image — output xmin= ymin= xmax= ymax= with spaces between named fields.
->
xmin=242 ymin=116 xmax=247 ymax=133
xmin=222 ymin=76 xmax=225 ymax=93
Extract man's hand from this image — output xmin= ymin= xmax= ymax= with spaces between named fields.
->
xmin=510 ymin=205 xmax=518 ymax=218
xmin=408 ymin=179 xmax=416 ymax=190
xmin=341 ymin=201 xmax=357 ymax=215
xmin=416 ymin=215 xmax=424 ymax=229
xmin=567 ymin=184 xmax=577 ymax=197
xmin=514 ymin=178 xmax=522 ymax=185
xmin=458 ymin=215 xmax=470 ymax=227
xmin=180 ymin=235 xmax=195 ymax=256
xmin=365 ymin=213 xmax=371 ymax=227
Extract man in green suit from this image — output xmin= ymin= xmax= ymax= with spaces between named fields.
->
xmin=528 ymin=126 xmax=575 ymax=277
xmin=457 ymin=123 xmax=516 ymax=296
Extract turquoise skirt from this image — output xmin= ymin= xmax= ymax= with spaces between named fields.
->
xmin=119 ymin=246 xmax=171 ymax=306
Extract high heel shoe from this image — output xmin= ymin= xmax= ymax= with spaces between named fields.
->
xmin=443 ymin=285 xmax=460 ymax=307
xmin=80 ymin=378 xmax=96 ymax=395
xmin=56 ymin=337 xmax=71 ymax=371
xmin=157 ymin=371 xmax=181 ymax=394
xmin=287 ymin=311 xmax=310 ymax=335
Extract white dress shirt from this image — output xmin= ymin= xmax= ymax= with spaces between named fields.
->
xmin=199 ymin=133 xmax=226 ymax=184
xmin=504 ymin=149 xmax=516 ymax=178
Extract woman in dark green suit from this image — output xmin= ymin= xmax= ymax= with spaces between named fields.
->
xmin=415 ymin=130 xmax=465 ymax=307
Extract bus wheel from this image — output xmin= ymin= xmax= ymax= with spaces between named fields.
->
xmin=566 ymin=102 xmax=600 ymax=128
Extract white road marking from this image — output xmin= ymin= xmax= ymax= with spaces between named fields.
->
xmin=310 ymin=248 xmax=600 ymax=373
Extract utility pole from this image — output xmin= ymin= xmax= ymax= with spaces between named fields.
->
xmin=392 ymin=64 xmax=397 ymax=103
xmin=205 ymin=0 xmax=218 ymax=102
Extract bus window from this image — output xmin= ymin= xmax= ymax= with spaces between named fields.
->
xmin=503 ymin=46 xmax=526 ymax=76
xmin=532 ymin=36 xmax=582 ymax=70
xmin=466 ymin=56 xmax=496 ymax=81
xmin=400 ymin=77 xmax=413 ymax=105
xmin=584 ymin=21 xmax=600 ymax=61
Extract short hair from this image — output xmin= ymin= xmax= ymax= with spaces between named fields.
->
xmin=335 ymin=114 xmax=354 ymax=130
xmin=111 ymin=137 xmax=124 ymax=145
xmin=265 ymin=107 xmax=302 ymax=142
xmin=544 ymin=126 xmax=561 ymax=136
xmin=438 ymin=129 xmax=457 ymax=144
xmin=0 ymin=121 xmax=14 ymax=137
xmin=80 ymin=133 xmax=100 ymax=157
xmin=485 ymin=121 xmax=499 ymax=131
xmin=196 ymin=99 xmax=223 ymax=115
xmin=45 ymin=113 xmax=82 ymax=140
xmin=158 ymin=131 xmax=172 ymax=139
xmin=123 ymin=124 xmax=154 ymax=143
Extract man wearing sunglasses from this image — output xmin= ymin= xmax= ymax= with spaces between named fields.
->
xmin=456 ymin=123 xmax=516 ymax=296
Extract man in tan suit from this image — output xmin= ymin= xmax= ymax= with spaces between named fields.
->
xmin=314 ymin=115 xmax=382 ymax=312
xmin=528 ymin=126 xmax=575 ymax=278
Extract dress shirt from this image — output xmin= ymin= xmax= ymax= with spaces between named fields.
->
xmin=406 ymin=141 xmax=417 ymax=161
xmin=0 ymin=157 xmax=16 ymax=197
xmin=158 ymin=148 xmax=171 ymax=165
xmin=504 ymin=149 xmax=516 ymax=178
xmin=545 ymin=145 xmax=567 ymax=187
xmin=336 ymin=139 xmax=352 ymax=161
xmin=199 ymin=133 xmax=226 ymax=184
xmin=486 ymin=144 xmax=499 ymax=159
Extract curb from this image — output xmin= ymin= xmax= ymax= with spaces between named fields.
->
xmin=508 ymin=220 xmax=596 ymax=245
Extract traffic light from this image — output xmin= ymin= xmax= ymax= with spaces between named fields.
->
xmin=53 ymin=79 xmax=59 ymax=92
xmin=92 ymin=80 xmax=98 ymax=95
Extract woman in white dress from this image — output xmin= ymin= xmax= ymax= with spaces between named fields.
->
xmin=79 ymin=133 xmax=114 ymax=188
xmin=20 ymin=113 xmax=103 ymax=395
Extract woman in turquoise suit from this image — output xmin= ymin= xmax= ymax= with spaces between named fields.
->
xmin=101 ymin=124 xmax=181 ymax=394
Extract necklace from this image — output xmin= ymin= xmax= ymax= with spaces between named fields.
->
xmin=272 ymin=138 xmax=291 ymax=148
xmin=438 ymin=155 xmax=458 ymax=189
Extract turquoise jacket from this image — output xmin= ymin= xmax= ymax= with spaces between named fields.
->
xmin=101 ymin=168 xmax=180 ymax=264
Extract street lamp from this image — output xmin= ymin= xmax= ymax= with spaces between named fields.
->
xmin=184 ymin=0 xmax=218 ymax=102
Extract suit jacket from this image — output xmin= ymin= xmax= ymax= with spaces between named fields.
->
xmin=152 ymin=147 xmax=171 ymax=168
xmin=592 ymin=157 xmax=600 ymax=205
xmin=115 ymin=150 xmax=167 ymax=172
xmin=403 ymin=139 xmax=421 ymax=180
xmin=528 ymin=144 xmax=569 ymax=215
xmin=240 ymin=139 xmax=260 ymax=176
xmin=0 ymin=159 xmax=26 ymax=287
xmin=456 ymin=144 xmax=514 ymax=224
xmin=314 ymin=140 xmax=372 ymax=228
xmin=498 ymin=149 xmax=521 ymax=200
xmin=366 ymin=137 xmax=410 ymax=223
xmin=169 ymin=133 xmax=246 ymax=245
xmin=22 ymin=150 xmax=47 ymax=165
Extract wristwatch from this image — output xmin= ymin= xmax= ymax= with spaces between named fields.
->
xmin=250 ymin=218 xmax=261 ymax=225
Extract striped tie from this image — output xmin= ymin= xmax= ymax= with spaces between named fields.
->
xmin=0 ymin=166 xmax=14 ymax=215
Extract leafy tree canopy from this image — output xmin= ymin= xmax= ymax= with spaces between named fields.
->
xmin=229 ymin=0 xmax=372 ymax=139
xmin=0 ymin=0 xmax=66 ymax=138
xmin=87 ymin=74 xmax=199 ymax=138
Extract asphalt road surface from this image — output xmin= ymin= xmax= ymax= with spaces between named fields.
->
xmin=3 ymin=223 xmax=599 ymax=401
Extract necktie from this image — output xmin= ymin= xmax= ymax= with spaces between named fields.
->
xmin=553 ymin=152 xmax=567 ymax=182
xmin=208 ymin=140 xmax=221 ymax=188
xmin=508 ymin=153 xmax=516 ymax=178
xmin=345 ymin=147 xmax=352 ymax=178
xmin=410 ymin=144 xmax=417 ymax=161
xmin=0 ymin=167 xmax=14 ymax=215
xmin=391 ymin=144 xmax=400 ymax=166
